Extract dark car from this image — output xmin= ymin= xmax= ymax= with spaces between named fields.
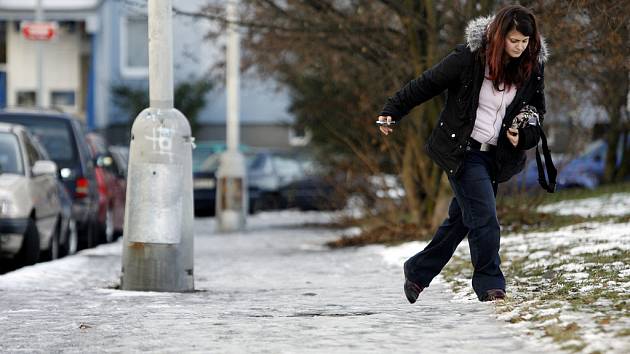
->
xmin=0 ymin=109 xmax=100 ymax=249
xmin=279 ymin=159 xmax=343 ymax=211
xmin=55 ymin=178 xmax=77 ymax=257
xmin=85 ymin=133 xmax=126 ymax=243
xmin=247 ymin=151 xmax=305 ymax=210
xmin=193 ymin=152 xmax=260 ymax=217
xmin=247 ymin=151 xmax=343 ymax=211
xmin=557 ymin=138 xmax=629 ymax=190
xmin=108 ymin=146 xmax=129 ymax=178
xmin=108 ymin=145 xmax=128 ymax=237
xmin=506 ymin=155 xmax=551 ymax=193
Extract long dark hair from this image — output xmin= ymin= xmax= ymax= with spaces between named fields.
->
xmin=485 ymin=5 xmax=541 ymax=90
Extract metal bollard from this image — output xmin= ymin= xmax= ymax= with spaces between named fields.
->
xmin=216 ymin=151 xmax=247 ymax=232
xmin=120 ymin=0 xmax=194 ymax=292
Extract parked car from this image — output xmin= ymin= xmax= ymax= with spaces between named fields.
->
xmin=247 ymin=151 xmax=345 ymax=211
xmin=55 ymin=178 xmax=78 ymax=257
xmin=192 ymin=142 xmax=256 ymax=216
xmin=247 ymin=151 xmax=301 ymax=210
xmin=193 ymin=152 xmax=260 ymax=216
xmin=108 ymin=146 xmax=129 ymax=178
xmin=0 ymin=123 xmax=68 ymax=266
xmin=0 ymin=109 xmax=100 ymax=249
xmin=85 ymin=133 xmax=126 ymax=242
xmin=501 ymin=151 xmax=567 ymax=194
xmin=279 ymin=158 xmax=344 ymax=211
xmin=557 ymin=137 xmax=629 ymax=190
xmin=108 ymin=145 xmax=128 ymax=237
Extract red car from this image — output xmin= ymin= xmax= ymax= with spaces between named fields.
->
xmin=85 ymin=133 xmax=126 ymax=243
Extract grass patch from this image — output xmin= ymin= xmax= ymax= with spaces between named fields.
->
xmin=544 ymin=322 xmax=581 ymax=342
xmin=539 ymin=182 xmax=630 ymax=204
xmin=502 ymin=181 xmax=630 ymax=206
xmin=327 ymin=182 xmax=629 ymax=248
xmin=438 ymin=229 xmax=629 ymax=353
xmin=616 ymin=328 xmax=630 ymax=337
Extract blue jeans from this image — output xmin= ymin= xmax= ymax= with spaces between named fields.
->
xmin=404 ymin=150 xmax=505 ymax=300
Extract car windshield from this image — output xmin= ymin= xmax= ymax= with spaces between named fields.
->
xmin=0 ymin=133 xmax=24 ymax=175
xmin=272 ymin=155 xmax=303 ymax=178
xmin=194 ymin=152 xmax=257 ymax=173
xmin=196 ymin=154 xmax=221 ymax=173
xmin=193 ymin=145 xmax=220 ymax=169
xmin=0 ymin=115 xmax=76 ymax=164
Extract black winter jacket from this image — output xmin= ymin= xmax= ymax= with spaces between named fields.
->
xmin=380 ymin=16 xmax=549 ymax=183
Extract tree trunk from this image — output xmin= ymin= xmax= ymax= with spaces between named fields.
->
xmin=601 ymin=72 xmax=628 ymax=184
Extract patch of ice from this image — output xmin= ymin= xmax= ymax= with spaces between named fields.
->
xmin=559 ymin=263 xmax=585 ymax=272
xmin=379 ymin=241 xmax=427 ymax=267
xmin=528 ymin=250 xmax=551 ymax=260
xmin=579 ymin=285 xmax=597 ymax=293
xmin=592 ymin=298 xmax=614 ymax=307
xmin=619 ymin=269 xmax=630 ymax=277
xmin=538 ymin=307 xmax=562 ymax=317
xmin=564 ymin=272 xmax=589 ymax=281
xmin=539 ymin=318 xmax=559 ymax=327
xmin=569 ymin=243 xmax=628 ymax=255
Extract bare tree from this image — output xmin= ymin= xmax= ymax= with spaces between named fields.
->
xmin=532 ymin=0 xmax=630 ymax=183
xmin=177 ymin=0 xmax=499 ymax=231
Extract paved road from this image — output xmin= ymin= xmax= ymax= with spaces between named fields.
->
xmin=0 ymin=213 xmax=548 ymax=353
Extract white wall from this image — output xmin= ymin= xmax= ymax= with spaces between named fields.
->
xmin=170 ymin=0 xmax=293 ymax=124
xmin=7 ymin=21 xmax=81 ymax=112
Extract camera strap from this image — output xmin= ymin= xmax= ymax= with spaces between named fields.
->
xmin=535 ymin=123 xmax=557 ymax=193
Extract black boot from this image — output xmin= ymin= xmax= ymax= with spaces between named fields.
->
xmin=404 ymin=279 xmax=424 ymax=304
xmin=481 ymin=289 xmax=506 ymax=301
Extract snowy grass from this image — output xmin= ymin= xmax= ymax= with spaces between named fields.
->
xmin=440 ymin=193 xmax=630 ymax=354
xmin=380 ymin=189 xmax=630 ymax=353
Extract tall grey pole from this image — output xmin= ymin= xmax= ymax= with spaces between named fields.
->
xmin=216 ymin=0 xmax=247 ymax=232
xmin=121 ymin=0 xmax=194 ymax=292
xmin=35 ymin=0 xmax=44 ymax=107
xmin=226 ymin=0 xmax=239 ymax=153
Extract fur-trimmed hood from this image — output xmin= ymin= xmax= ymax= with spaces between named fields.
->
xmin=465 ymin=15 xmax=549 ymax=64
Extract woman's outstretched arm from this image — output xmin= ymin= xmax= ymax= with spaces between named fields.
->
xmin=379 ymin=45 xmax=468 ymax=122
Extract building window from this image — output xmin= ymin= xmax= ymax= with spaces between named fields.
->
xmin=51 ymin=91 xmax=76 ymax=108
xmin=16 ymin=91 xmax=36 ymax=106
xmin=120 ymin=16 xmax=148 ymax=78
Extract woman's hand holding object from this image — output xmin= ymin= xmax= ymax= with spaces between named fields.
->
xmin=507 ymin=128 xmax=519 ymax=147
xmin=377 ymin=115 xmax=394 ymax=135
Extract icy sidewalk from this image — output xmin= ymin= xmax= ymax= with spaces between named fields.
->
xmin=0 ymin=211 xmax=546 ymax=353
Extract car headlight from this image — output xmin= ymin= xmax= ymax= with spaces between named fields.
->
xmin=0 ymin=199 xmax=14 ymax=216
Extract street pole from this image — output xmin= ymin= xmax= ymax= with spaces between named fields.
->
xmin=121 ymin=0 xmax=194 ymax=292
xmin=216 ymin=0 xmax=247 ymax=232
xmin=35 ymin=0 xmax=44 ymax=107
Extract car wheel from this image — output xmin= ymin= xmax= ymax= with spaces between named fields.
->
xmin=260 ymin=193 xmax=281 ymax=211
xmin=61 ymin=218 xmax=78 ymax=256
xmin=87 ymin=219 xmax=99 ymax=248
xmin=79 ymin=218 xmax=98 ymax=250
xmin=16 ymin=218 xmax=40 ymax=266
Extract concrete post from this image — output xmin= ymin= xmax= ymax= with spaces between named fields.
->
xmin=121 ymin=0 xmax=194 ymax=292
xmin=216 ymin=0 xmax=247 ymax=232
xmin=35 ymin=0 xmax=44 ymax=107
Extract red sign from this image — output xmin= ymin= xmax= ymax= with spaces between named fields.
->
xmin=21 ymin=22 xmax=58 ymax=41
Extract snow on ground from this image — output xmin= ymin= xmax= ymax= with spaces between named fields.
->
xmin=381 ymin=192 xmax=630 ymax=353
xmin=537 ymin=192 xmax=630 ymax=217
xmin=0 ymin=210 xmax=548 ymax=353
